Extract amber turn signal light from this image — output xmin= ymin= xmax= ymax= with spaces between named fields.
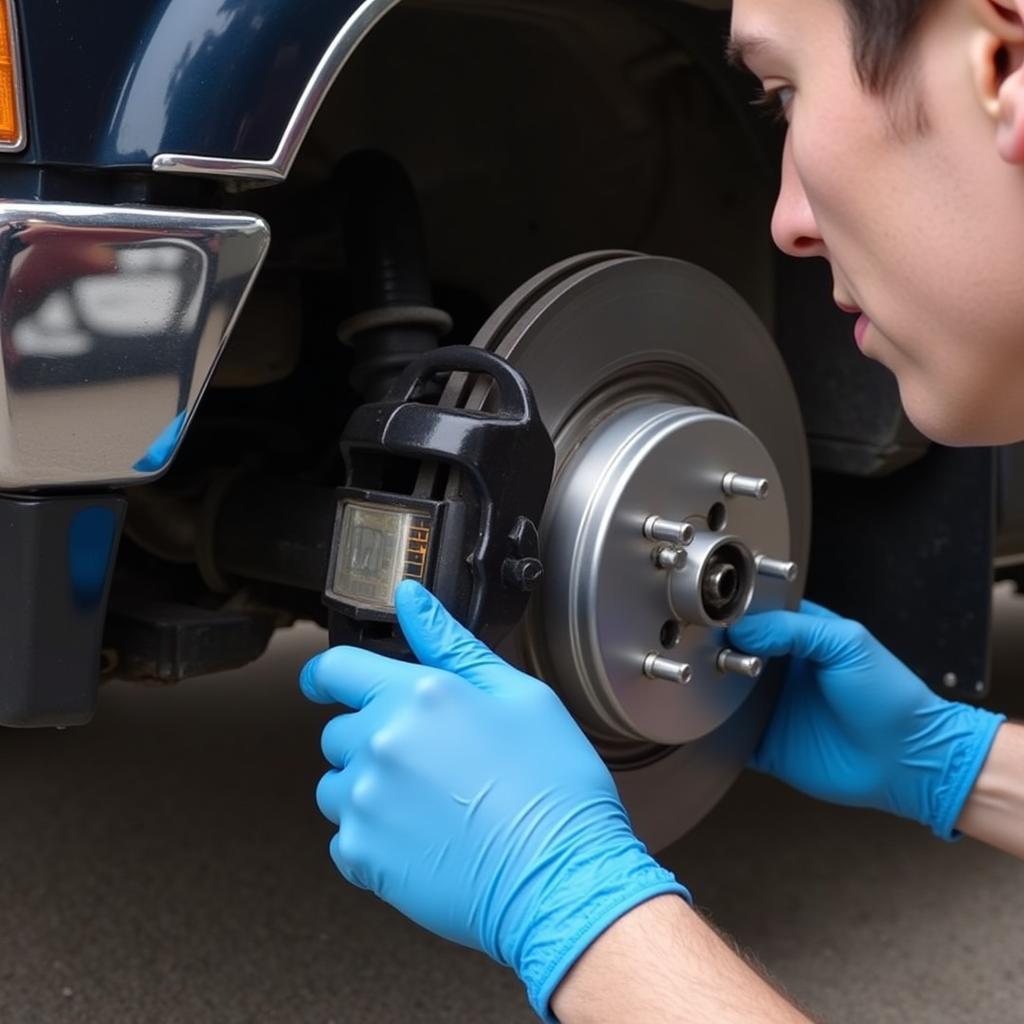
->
xmin=0 ymin=1 xmax=24 ymax=148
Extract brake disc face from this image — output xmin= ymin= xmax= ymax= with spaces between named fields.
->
xmin=454 ymin=254 xmax=810 ymax=849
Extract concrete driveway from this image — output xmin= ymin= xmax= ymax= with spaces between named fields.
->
xmin=1 ymin=594 xmax=1022 ymax=1024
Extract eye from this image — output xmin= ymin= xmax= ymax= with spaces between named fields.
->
xmin=751 ymin=85 xmax=795 ymax=123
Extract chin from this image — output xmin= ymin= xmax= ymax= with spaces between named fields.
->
xmin=902 ymin=398 xmax=1024 ymax=447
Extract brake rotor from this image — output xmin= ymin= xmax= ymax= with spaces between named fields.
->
xmin=452 ymin=254 xmax=810 ymax=850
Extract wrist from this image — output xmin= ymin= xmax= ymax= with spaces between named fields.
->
xmin=513 ymin=831 xmax=690 ymax=1023
xmin=550 ymin=892 xmax=815 ymax=1024
xmin=955 ymin=721 xmax=1024 ymax=857
xmin=550 ymin=894 xmax=694 ymax=1024
xmin=927 ymin=703 xmax=1006 ymax=840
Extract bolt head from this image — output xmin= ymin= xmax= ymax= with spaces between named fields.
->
xmin=503 ymin=557 xmax=544 ymax=592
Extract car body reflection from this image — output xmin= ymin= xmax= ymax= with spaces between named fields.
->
xmin=0 ymin=202 xmax=269 ymax=489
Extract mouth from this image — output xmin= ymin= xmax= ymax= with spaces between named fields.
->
xmin=853 ymin=313 xmax=871 ymax=350
xmin=834 ymin=298 xmax=872 ymax=350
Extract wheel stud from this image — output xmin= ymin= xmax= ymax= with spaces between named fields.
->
xmin=654 ymin=545 xmax=687 ymax=570
xmin=722 ymin=473 xmax=769 ymax=500
xmin=643 ymin=654 xmax=693 ymax=686
xmin=755 ymin=556 xmax=799 ymax=583
xmin=644 ymin=517 xmax=695 ymax=546
xmin=716 ymin=649 xmax=764 ymax=679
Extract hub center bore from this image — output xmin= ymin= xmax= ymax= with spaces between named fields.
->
xmin=704 ymin=562 xmax=738 ymax=610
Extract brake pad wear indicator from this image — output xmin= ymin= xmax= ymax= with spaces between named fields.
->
xmin=331 ymin=501 xmax=434 ymax=612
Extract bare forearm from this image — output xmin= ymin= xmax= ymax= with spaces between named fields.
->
xmin=956 ymin=721 xmax=1024 ymax=859
xmin=551 ymin=895 xmax=814 ymax=1024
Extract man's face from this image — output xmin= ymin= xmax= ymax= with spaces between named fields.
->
xmin=731 ymin=0 xmax=1024 ymax=445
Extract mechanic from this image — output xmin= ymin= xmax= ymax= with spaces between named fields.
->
xmin=300 ymin=0 xmax=1024 ymax=1020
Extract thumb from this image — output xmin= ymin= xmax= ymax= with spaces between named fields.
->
xmin=394 ymin=581 xmax=510 ymax=690
xmin=727 ymin=609 xmax=857 ymax=665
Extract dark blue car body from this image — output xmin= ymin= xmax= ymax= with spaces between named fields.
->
xmin=17 ymin=0 xmax=364 ymax=171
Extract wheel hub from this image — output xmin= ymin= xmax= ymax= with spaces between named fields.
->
xmin=539 ymin=402 xmax=792 ymax=748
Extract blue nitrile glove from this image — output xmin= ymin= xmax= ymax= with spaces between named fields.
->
xmin=301 ymin=581 xmax=689 ymax=1023
xmin=728 ymin=602 xmax=1006 ymax=840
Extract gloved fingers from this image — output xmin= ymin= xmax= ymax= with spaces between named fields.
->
xmin=727 ymin=609 xmax=858 ymax=664
xmin=321 ymin=710 xmax=370 ymax=770
xmin=395 ymin=580 xmax=511 ymax=692
xmin=316 ymin=768 xmax=353 ymax=824
xmin=300 ymin=645 xmax=427 ymax=708
xmin=319 ymin=772 xmax=374 ymax=890
xmin=329 ymin=831 xmax=371 ymax=891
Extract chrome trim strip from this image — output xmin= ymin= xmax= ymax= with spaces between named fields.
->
xmin=0 ymin=201 xmax=270 ymax=490
xmin=152 ymin=0 xmax=404 ymax=182
xmin=0 ymin=0 xmax=28 ymax=153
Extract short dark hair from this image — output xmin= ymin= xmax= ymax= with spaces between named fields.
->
xmin=841 ymin=0 xmax=932 ymax=92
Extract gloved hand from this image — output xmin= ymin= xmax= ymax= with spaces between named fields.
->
xmin=301 ymin=581 xmax=688 ymax=1022
xmin=728 ymin=602 xmax=1006 ymax=839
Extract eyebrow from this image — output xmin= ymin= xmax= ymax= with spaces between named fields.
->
xmin=724 ymin=34 xmax=774 ymax=73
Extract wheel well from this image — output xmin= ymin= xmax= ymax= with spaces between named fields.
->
xmin=249 ymin=0 xmax=776 ymax=323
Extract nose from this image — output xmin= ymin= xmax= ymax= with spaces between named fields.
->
xmin=771 ymin=134 xmax=826 ymax=259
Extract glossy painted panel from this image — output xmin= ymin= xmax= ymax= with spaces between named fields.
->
xmin=16 ymin=0 xmax=363 ymax=167
xmin=0 ymin=200 xmax=269 ymax=487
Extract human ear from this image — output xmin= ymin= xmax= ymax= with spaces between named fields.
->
xmin=969 ymin=0 xmax=1024 ymax=163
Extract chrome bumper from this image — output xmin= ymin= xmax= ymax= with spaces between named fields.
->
xmin=0 ymin=201 xmax=270 ymax=490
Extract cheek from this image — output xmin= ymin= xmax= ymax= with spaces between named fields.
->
xmin=787 ymin=93 xmax=889 ymax=228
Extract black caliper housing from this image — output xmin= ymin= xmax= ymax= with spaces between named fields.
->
xmin=325 ymin=348 xmax=554 ymax=654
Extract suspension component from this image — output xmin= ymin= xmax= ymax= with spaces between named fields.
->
xmin=334 ymin=150 xmax=452 ymax=400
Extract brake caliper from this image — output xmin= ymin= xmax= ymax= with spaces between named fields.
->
xmin=325 ymin=347 xmax=554 ymax=655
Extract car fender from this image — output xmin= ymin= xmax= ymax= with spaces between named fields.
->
xmin=18 ymin=0 xmax=394 ymax=169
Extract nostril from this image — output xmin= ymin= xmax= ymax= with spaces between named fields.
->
xmin=791 ymin=235 xmax=823 ymax=255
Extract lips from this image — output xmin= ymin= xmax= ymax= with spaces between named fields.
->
xmin=854 ymin=313 xmax=871 ymax=349
xmin=834 ymin=299 xmax=870 ymax=349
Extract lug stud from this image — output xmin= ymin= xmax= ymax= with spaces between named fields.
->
xmin=722 ymin=473 xmax=769 ymax=500
xmin=644 ymin=517 xmax=695 ymax=546
xmin=643 ymin=654 xmax=693 ymax=686
xmin=654 ymin=546 xmax=687 ymax=570
xmin=755 ymin=556 xmax=799 ymax=583
xmin=717 ymin=649 xmax=764 ymax=679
